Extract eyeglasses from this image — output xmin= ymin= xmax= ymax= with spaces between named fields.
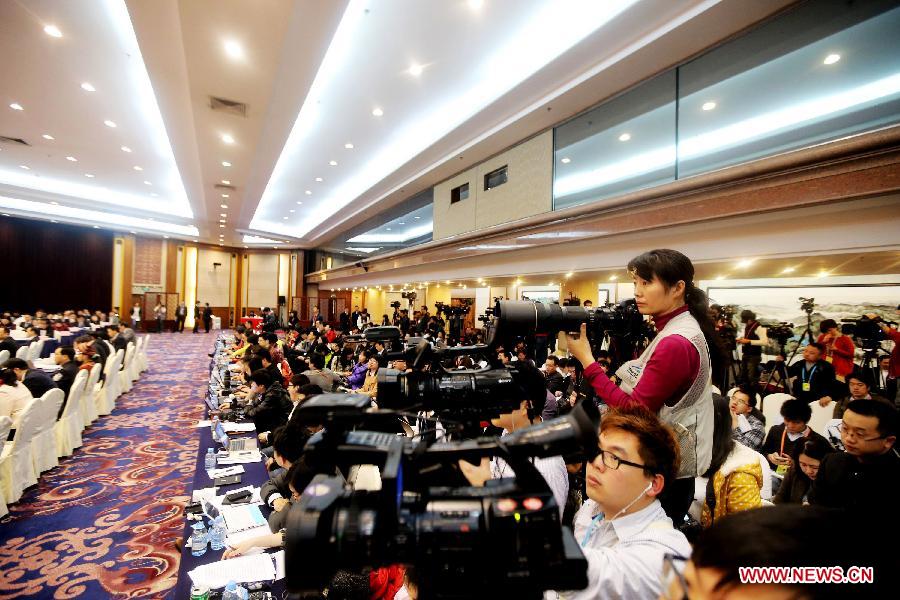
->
xmin=660 ymin=553 xmax=688 ymax=600
xmin=596 ymin=448 xmax=651 ymax=472
xmin=838 ymin=422 xmax=886 ymax=442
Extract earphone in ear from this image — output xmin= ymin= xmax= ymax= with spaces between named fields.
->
xmin=641 ymin=481 xmax=654 ymax=496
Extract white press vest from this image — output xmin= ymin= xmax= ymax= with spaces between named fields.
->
xmin=613 ymin=311 xmax=714 ymax=478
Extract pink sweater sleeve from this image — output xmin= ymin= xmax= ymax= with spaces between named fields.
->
xmin=583 ymin=335 xmax=701 ymax=412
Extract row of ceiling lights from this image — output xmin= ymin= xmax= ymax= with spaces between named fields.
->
xmin=557 ymin=52 xmax=842 ymax=165
xmin=7 ymin=23 xmax=158 ymax=196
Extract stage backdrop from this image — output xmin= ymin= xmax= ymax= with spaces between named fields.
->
xmin=0 ymin=215 xmax=113 ymax=313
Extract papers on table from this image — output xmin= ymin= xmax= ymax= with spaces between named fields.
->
xmin=221 ymin=422 xmax=256 ymax=433
xmin=33 ymin=358 xmax=60 ymax=373
xmin=191 ymin=487 xmax=218 ymax=504
xmin=187 ymin=552 xmax=277 ymax=589
xmin=193 ymin=420 xmax=212 ymax=428
xmin=225 ymin=524 xmax=270 ymax=552
xmin=207 ymin=465 xmax=245 ymax=479
xmin=216 ymin=450 xmax=262 ymax=465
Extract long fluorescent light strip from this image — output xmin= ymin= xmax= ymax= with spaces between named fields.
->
xmin=252 ymin=0 xmax=637 ymax=238
xmin=0 ymin=196 xmax=198 ymax=236
xmin=242 ymin=235 xmax=285 ymax=244
xmin=347 ymin=221 xmax=433 ymax=244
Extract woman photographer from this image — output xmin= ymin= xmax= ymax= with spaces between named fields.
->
xmin=566 ymin=249 xmax=723 ymax=523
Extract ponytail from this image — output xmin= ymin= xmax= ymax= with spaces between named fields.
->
xmin=684 ymin=283 xmax=726 ymax=378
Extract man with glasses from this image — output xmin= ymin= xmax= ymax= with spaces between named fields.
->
xmin=728 ymin=385 xmax=765 ymax=451
xmin=810 ymin=399 xmax=898 ymax=511
xmin=547 ymin=405 xmax=690 ymax=599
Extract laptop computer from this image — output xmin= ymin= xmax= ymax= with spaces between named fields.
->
xmin=214 ymin=420 xmax=258 ymax=453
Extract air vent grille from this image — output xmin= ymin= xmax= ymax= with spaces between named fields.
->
xmin=209 ymin=96 xmax=247 ymax=117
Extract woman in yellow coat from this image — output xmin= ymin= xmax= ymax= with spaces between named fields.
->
xmin=701 ymin=394 xmax=764 ymax=526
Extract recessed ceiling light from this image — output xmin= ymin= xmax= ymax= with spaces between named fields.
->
xmin=81 ymin=82 xmax=96 ymax=92
xmin=782 ymin=267 xmax=796 ymax=274
xmin=329 ymin=160 xmax=337 ymax=166
xmin=609 ymin=275 xmax=618 ymax=281
xmin=42 ymin=134 xmax=54 ymax=140
xmin=736 ymin=258 xmax=755 ymax=268
xmin=817 ymin=270 xmax=830 ymax=278
xmin=283 ymin=216 xmax=289 ymax=220
xmin=130 ymin=231 xmax=136 ymax=234
xmin=372 ymin=107 xmax=384 ymax=117
xmin=220 ymin=204 xmax=228 ymax=209
xmin=702 ymin=101 xmax=717 ymax=111
xmin=220 ymin=213 xmax=227 ymax=217
xmin=19 ymin=165 xmax=29 ymax=170
xmin=414 ymin=216 xmax=421 ymax=219
xmin=163 ymin=235 xmax=169 ymax=239
xmin=289 ymin=209 xmax=295 ymax=213
xmin=220 ymin=224 xmax=225 ymax=228
xmin=9 ymin=103 xmax=24 ymax=111
xmin=823 ymin=53 xmax=841 ymax=65
xmin=104 ymin=120 xmax=117 ymax=128
xmin=92 ymin=225 xmax=100 ymax=229
xmin=296 ymin=201 xmax=303 ymax=205
xmin=385 ymin=227 xmax=392 ymax=231
xmin=219 ymin=243 xmax=224 ymax=246
xmin=221 ymin=179 xmax=230 ymax=185
xmin=224 ymin=40 xmax=244 ymax=60
xmin=560 ymin=157 xmax=571 ymax=163
xmin=51 ymin=201 xmax=59 ymax=205
xmin=143 ymin=180 xmax=152 ymax=186
xmin=398 ymin=222 xmax=405 ymax=225
xmin=44 ymin=25 xmax=63 ymax=38
xmin=149 ymin=192 xmax=158 ymax=197
xmin=468 ymin=0 xmax=484 ymax=9
xmin=66 ymin=156 xmax=77 ymax=162
xmin=1 ymin=214 xmax=8 ymax=217
xmin=408 ymin=63 xmax=424 ymax=77
xmin=221 ymin=194 xmax=229 ymax=198
xmin=133 ymin=165 xmax=143 ymax=171
xmin=344 ymin=142 xmax=354 ymax=149
xmin=305 ymin=190 xmax=312 ymax=195
xmin=51 ymin=220 xmax=58 ymax=223
xmin=221 ymin=133 xmax=235 ymax=144
xmin=715 ymin=275 xmax=725 ymax=280
xmin=222 ymin=161 xmax=231 ymax=167
xmin=618 ymin=133 xmax=631 ymax=142
xmin=121 ymin=146 xmax=132 ymax=153
xmin=315 ymin=177 xmax=323 ymax=182
xmin=85 ymin=173 xmax=95 ymax=178
xmin=220 ymin=219 xmax=226 ymax=223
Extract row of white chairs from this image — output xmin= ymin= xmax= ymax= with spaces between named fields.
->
xmin=0 ymin=335 xmax=151 ymax=518
xmin=723 ymin=386 xmax=836 ymax=439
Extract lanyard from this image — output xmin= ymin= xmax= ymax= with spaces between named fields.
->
xmin=581 ymin=513 xmax=605 ymax=547
xmin=802 ymin=364 xmax=817 ymax=383
xmin=780 ymin=425 xmax=809 ymax=456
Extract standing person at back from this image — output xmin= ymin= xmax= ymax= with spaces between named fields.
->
xmin=735 ymin=309 xmax=767 ymax=390
xmin=175 ymin=302 xmax=187 ymax=332
xmin=130 ymin=302 xmax=141 ymax=330
xmin=816 ymin=318 xmax=856 ymax=381
xmin=203 ymin=303 xmax=213 ymax=333
xmin=153 ymin=299 xmax=166 ymax=333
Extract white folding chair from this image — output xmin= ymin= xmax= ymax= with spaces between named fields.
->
xmin=711 ymin=385 xmax=722 ymax=396
xmin=0 ymin=399 xmax=40 ymax=503
xmin=762 ymin=393 xmax=794 ymax=434
xmin=32 ymin=388 xmax=64 ymax=474
xmin=808 ymin=399 xmax=834 ymax=436
xmin=56 ymin=370 xmax=87 ymax=457
xmin=95 ymin=350 xmax=123 ymax=415
xmin=119 ymin=343 xmax=135 ymax=393
xmin=0 ymin=416 xmax=9 ymax=519
xmin=138 ymin=335 xmax=150 ymax=372
xmin=81 ymin=364 xmax=102 ymax=426
xmin=15 ymin=345 xmax=29 ymax=359
xmin=27 ymin=339 xmax=46 ymax=363
xmin=0 ymin=349 xmax=9 ymax=364
xmin=129 ymin=337 xmax=143 ymax=382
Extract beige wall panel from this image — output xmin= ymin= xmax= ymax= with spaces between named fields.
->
xmin=475 ymin=130 xmax=553 ymax=230
xmin=248 ymin=253 xmax=279 ymax=309
xmin=433 ymin=166 xmax=477 ymax=240
xmin=198 ymin=248 xmax=233 ymax=307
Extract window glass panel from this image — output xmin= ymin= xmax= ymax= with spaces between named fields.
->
xmin=553 ymin=70 xmax=676 ymax=210
xmin=677 ymin=1 xmax=900 ymax=177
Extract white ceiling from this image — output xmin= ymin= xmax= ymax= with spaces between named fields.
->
xmin=0 ymin=0 xmax=798 ymax=248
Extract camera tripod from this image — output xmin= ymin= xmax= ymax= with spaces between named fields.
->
xmin=761 ymin=300 xmax=816 ymax=393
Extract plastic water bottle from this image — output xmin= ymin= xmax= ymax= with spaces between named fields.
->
xmin=208 ymin=515 xmax=226 ymax=551
xmin=190 ymin=521 xmax=208 ymax=557
xmin=210 ymin=415 xmax=220 ymax=435
xmin=204 ymin=448 xmax=217 ymax=471
xmin=222 ymin=581 xmax=248 ymax=600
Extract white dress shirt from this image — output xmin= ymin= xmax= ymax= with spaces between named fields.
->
xmin=547 ymin=499 xmax=691 ymax=600
xmin=0 ymin=382 xmax=35 ymax=427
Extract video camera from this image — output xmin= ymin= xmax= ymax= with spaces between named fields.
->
xmin=487 ymin=298 xmax=652 ymax=368
xmin=799 ymin=297 xmax=816 ymax=314
xmin=765 ymin=322 xmax=795 ymax=347
xmin=435 ymin=301 xmax=470 ymax=317
xmin=841 ymin=315 xmax=896 ymax=348
xmin=390 ymin=300 xmax=402 ymax=309
xmin=284 ymin=393 xmax=599 ymax=599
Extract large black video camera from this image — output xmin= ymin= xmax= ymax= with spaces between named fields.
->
xmin=765 ymin=322 xmax=795 ymax=347
xmin=284 ymin=394 xmax=599 ymax=600
xmin=842 ymin=315 xmax=896 ymax=348
xmin=487 ymin=298 xmax=652 ymax=368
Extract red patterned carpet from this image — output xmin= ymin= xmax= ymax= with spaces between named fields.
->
xmin=0 ymin=331 xmax=217 ymax=599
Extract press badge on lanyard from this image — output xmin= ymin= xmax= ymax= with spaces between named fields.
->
xmin=802 ymin=364 xmax=817 ymax=393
